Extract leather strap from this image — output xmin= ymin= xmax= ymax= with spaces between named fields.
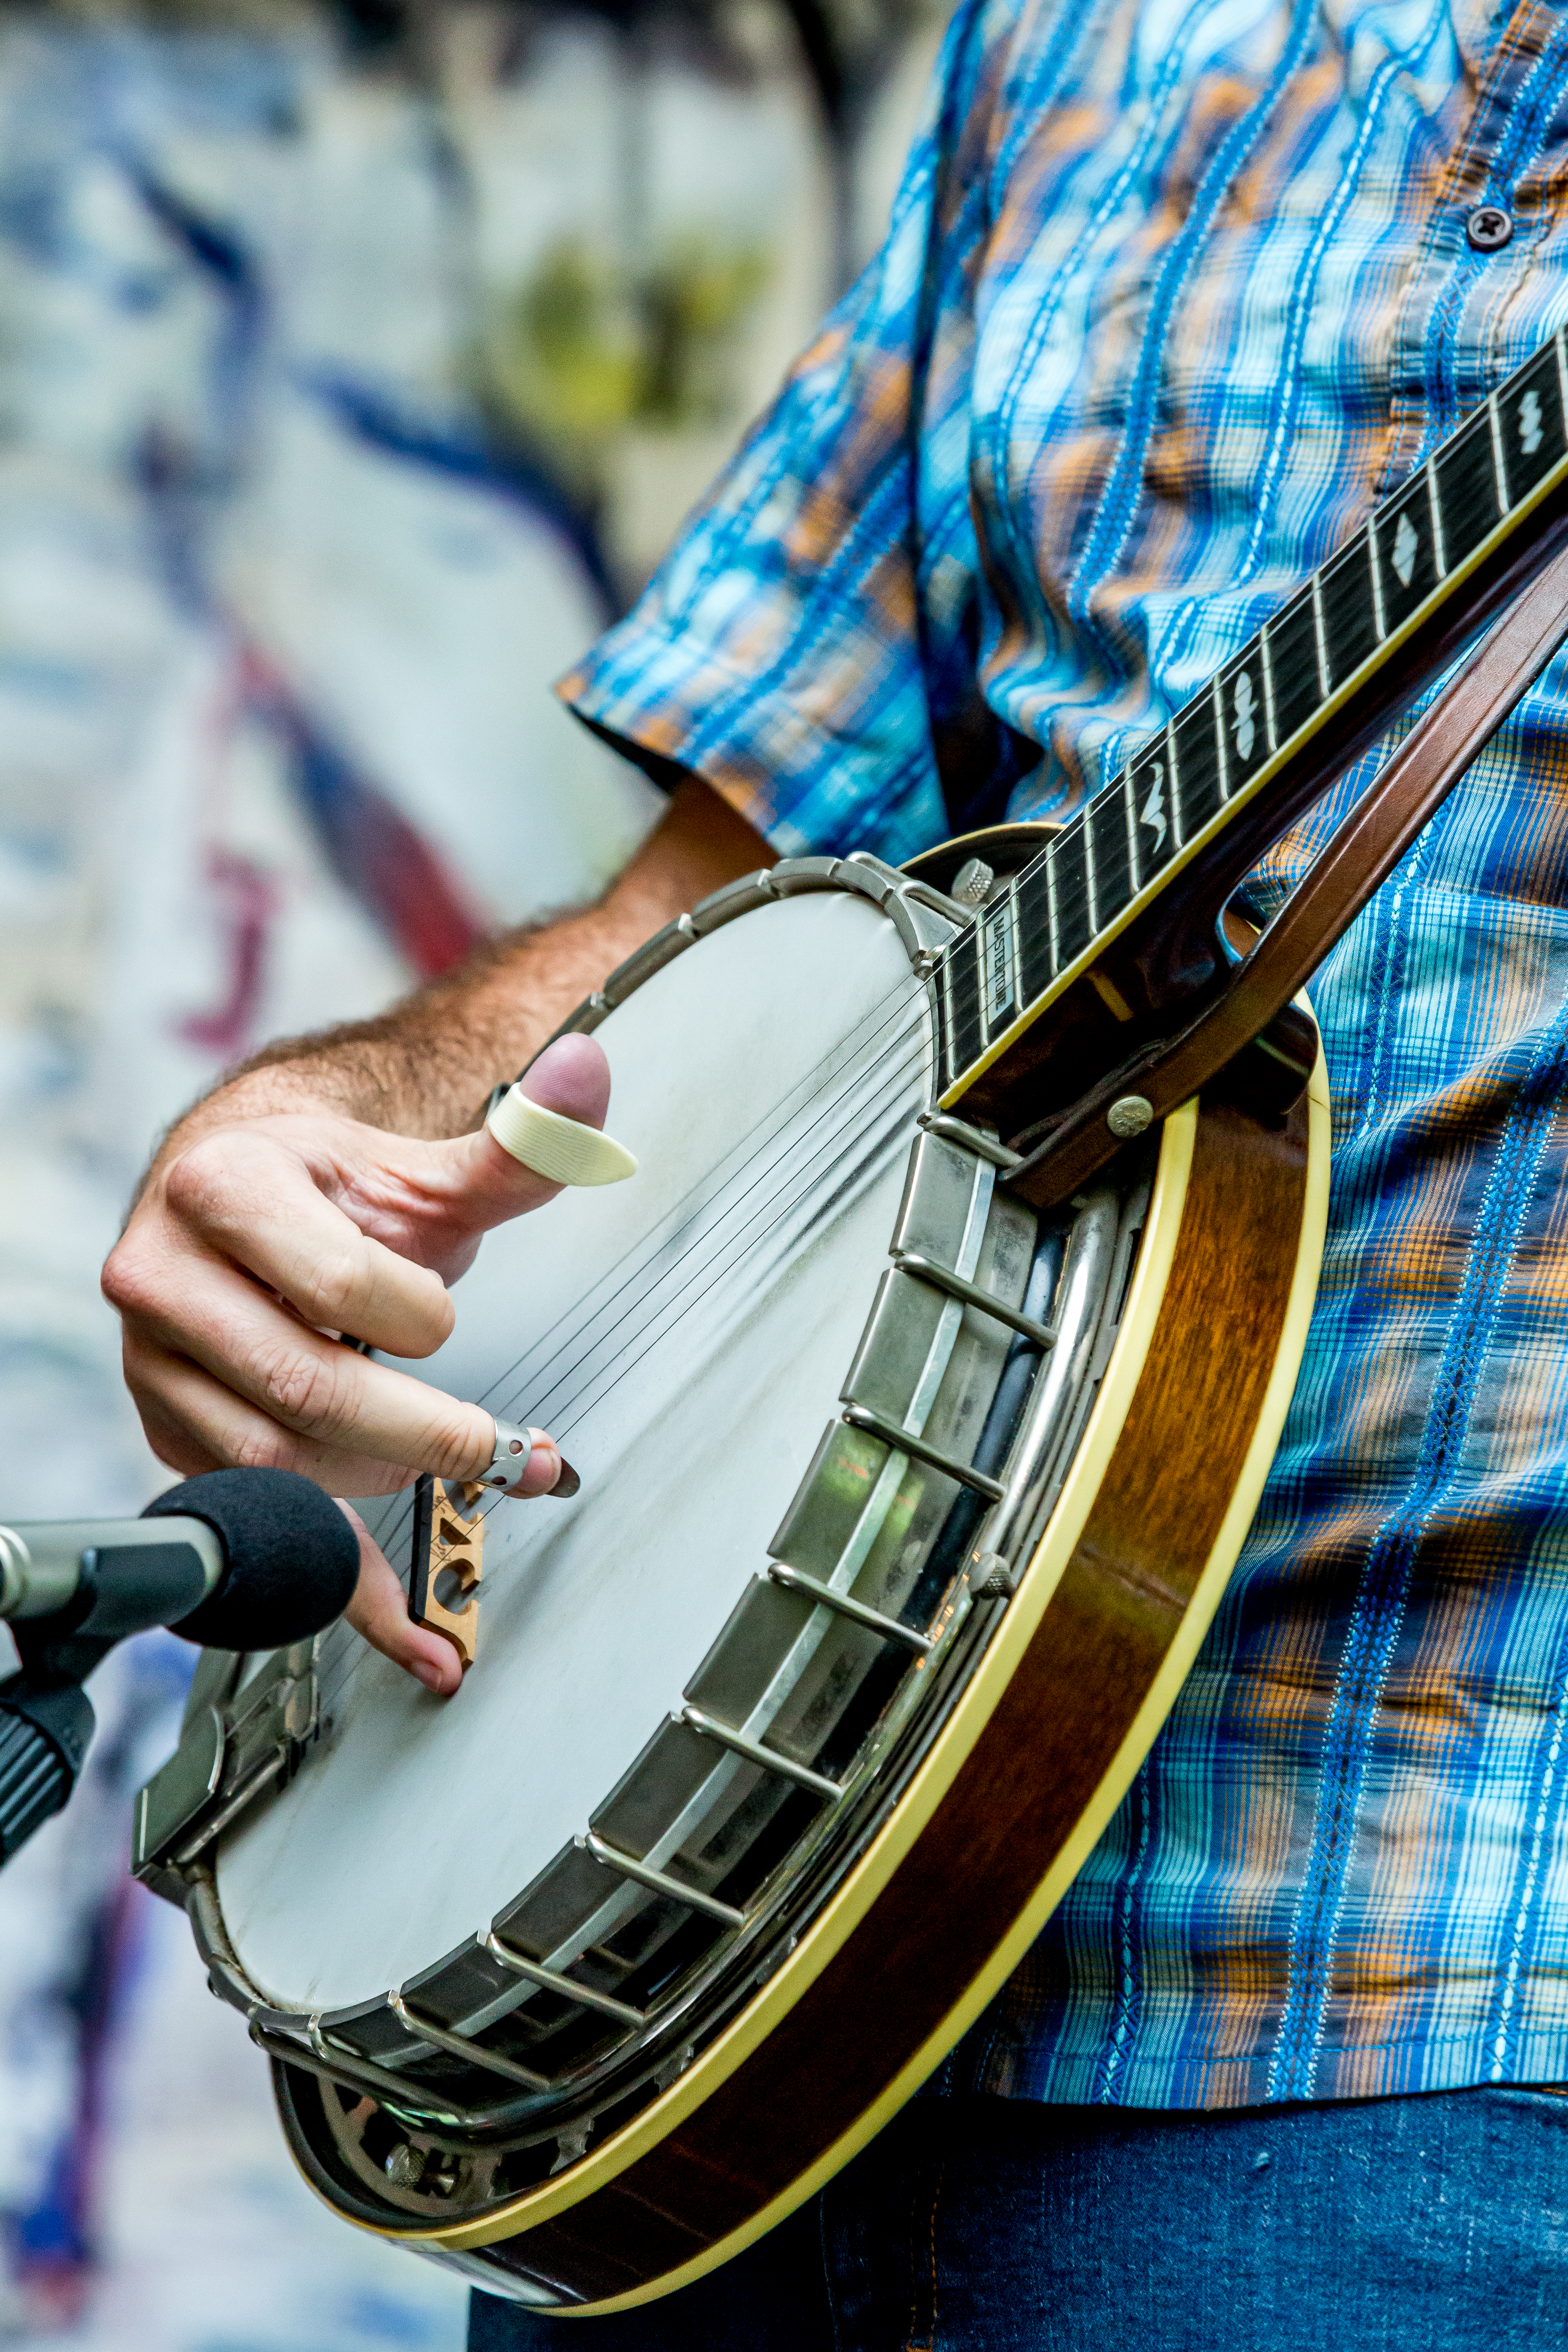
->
xmin=1010 ymin=533 xmax=1568 ymax=1209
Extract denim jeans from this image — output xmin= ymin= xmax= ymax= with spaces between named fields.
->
xmin=467 ymin=2087 xmax=1568 ymax=2350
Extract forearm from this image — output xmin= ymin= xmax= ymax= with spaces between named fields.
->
xmin=158 ymin=778 xmax=772 ymax=1154
xmin=215 ymin=897 xmax=645 ymax=1146
xmin=102 ymin=773 xmax=771 ymax=1689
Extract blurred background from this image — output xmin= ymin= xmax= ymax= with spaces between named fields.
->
xmin=0 ymin=1 xmax=941 ymax=2343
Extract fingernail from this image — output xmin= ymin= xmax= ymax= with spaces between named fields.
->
xmin=412 ymin=1660 xmax=444 ymax=1692
xmin=548 ymin=1456 xmax=581 ymax=1499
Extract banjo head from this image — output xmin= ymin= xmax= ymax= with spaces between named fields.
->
xmin=134 ymin=844 xmax=1326 ymax=2313
xmin=218 ymin=882 xmax=930 ymax=2012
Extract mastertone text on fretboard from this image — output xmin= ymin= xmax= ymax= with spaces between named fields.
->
xmin=938 ymin=328 xmax=1568 ymax=1099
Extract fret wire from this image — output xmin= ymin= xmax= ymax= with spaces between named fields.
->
xmin=943 ymin=931 xmax=984 ymax=1078
xmin=1015 ymin=851 xmax=1047 ymax=904
xmin=1487 ymin=392 xmax=1508 ymax=518
xmin=1555 ymin=330 xmax=1568 ymax=452
xmin=1006 ymin=875 xmax=1024 ymax=1007
xmin=1277 ymin=619 xmax=1321 ymax=683
xmin=1049 ymin=898 xmax=1091 ymax=965
xmin=1167 ymin=721 xmax=1185 ymax=851
xmin=1063 ymin=818 xmax=1100 ymax=918
xmin=1054 ymin=813 xmax=1093 ymax=964
xmin=1175 ymin=696 xmax=1222 ymax=837
xmin=1006 ymin=875 xmax=1044 ymax=992
xmin=1123 ymin=759 xmax=1143 ymax=891
xmin=1434 ymin=409 xmax=1503 ymax=578
xmin=940 ymin=946 xmax=957 ymax=1091
xmin=947 ymin=924 xmax=982 ymax=974
xmin=1426 ymin=455 xmax=1446 ymax=575
xmin=1265 ymin=589 xmax=1319 ymax=745
xmin=1010 ymin=877 xmax=1026 ymax=1008
xmin=1009 ymin=859 xmax=1045 ymax=933
xmin=1367 ymin=521 xmax=1386 ymax=641
xmin=1016 ymin=862 xmax=1051 ymax=1007
xmin=946 ymin=977 xmax=982 ymax=1037
xmin=1086 ymin=773 xmax=1134 ymax=935
xmin=1009 ymin=852 xmax=1047 ymax=951
xmin=942 ymin=915 xmax=980 ymax=978
xmin=1260 ymin=621 xmax=1278 ymax=751
xmin=1115 ymin=769 xmax=1136 ymax=914
xmin=1211 ymin=675 xmax=1231 ymax=802
xmin=1018 ymin=853 xmax=1043 ymax=993
xmin=1039 ymin=878 xmax=1089 ymax=958
xmin=1310 ymin=573 xmax=1330 ymax=699
xmin=1322 ymin=532 xmax=1380 ymax=688
xmin=1046 ymin=836 xmax=1061 ymax=976
xmin=1083 ymin=802 xmax=1099 ymax=935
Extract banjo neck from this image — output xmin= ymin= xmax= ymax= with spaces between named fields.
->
xmin=938 ymin=327 xmax=1568 ymax=1127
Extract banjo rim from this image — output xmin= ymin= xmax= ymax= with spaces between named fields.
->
xmin=285 ymin=1051 xmax=1330 ymax=2311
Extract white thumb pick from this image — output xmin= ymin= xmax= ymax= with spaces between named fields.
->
xmin=485 ymin=1086 xmax=637 ymax=1187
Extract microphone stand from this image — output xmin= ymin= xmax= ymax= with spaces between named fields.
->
xmin=0 ymin=1622 xmax=110 ymax=1869
xmin=0 ymin=1466 xmax=362 ymax=1867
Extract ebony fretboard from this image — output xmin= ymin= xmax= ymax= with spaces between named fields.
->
xmin=938 ymin=330 xmax=1568 ymax=1103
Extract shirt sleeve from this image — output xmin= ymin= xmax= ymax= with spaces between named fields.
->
xmin=556 ymin=0 xmax=1020 ymax=867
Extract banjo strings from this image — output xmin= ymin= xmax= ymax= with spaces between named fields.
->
xmin=313 ymin=781 xmax=1161 ymax=1705
xmin=313 ymin=975 xmax=938 ymax=1711
xmin=312 ymin=1048 xmax=927 ymax=1716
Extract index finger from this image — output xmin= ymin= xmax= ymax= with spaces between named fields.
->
xmin=134 ymin=1258 xmax=565 ymax=1492
xmin=164 ymin=1128 xmax=455 ymax=1359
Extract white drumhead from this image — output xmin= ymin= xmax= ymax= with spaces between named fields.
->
xmin=216 ymin=889 xmax=929 ymax=2013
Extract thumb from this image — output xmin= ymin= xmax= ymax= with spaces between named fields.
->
xmin=507 ymin=1030 xmax=612 ymax=1130
xmin=433 ymin=1033 xmax=616 ymax=1237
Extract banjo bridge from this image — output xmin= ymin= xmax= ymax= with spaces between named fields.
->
xmin=408 ymin=1477 xmax=486 ymax=1672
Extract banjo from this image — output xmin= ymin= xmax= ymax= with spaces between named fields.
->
xmin=135 ymin=332 xmax=1568 ymax=2314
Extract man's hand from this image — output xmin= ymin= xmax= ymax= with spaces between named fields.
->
xmin=100 ymin=777 xmax=773 ymax=1694
xmin=104 ymin=1033 xmax=606 ymax=1503
xmin=340 ymin=1503 xmax=473 ymax=1697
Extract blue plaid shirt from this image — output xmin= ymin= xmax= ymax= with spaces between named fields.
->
xmin=562 ymin=0 xmax=1568 ymax=2106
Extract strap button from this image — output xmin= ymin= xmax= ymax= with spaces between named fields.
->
xmin=1107 ymin=1094 xmax=1154 ymax=1138
xmin=1467 ymin=205 xmax=1513 ymax=252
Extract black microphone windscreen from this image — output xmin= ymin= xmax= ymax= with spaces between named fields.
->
xmin=144 ymin=1470 xmax=360 ymax=1650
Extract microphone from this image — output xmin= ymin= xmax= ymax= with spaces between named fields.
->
xmin=0 ymin=1468 xmax=360 ymax=1650
xmin=0 ymin=1469 xmax=359 ymax=1868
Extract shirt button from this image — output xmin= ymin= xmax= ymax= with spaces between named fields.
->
xmin=1467 ymin=204 xmax=1514 ymax=252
